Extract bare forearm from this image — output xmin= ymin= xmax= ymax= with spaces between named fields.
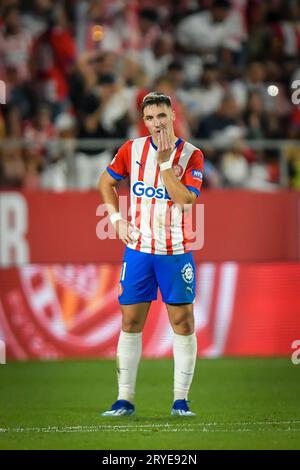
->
xmin=161 ymin=169 xmax=194 ymax=206
xmin=99 ymin=179 xmax=119 ymax=215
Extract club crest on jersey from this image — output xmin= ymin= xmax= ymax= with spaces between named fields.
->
xmin=181 ymin=263 xmax=194 ymax=284
xmin=132 ymin=181 xmax=171 ymax=200
xmin=192 ymin=169 xmax=203 ymax=180
xmin=173 ymin=164 xmax=183 ymax=177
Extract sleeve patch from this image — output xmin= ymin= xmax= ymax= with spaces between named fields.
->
xmin=192 ymin=169 xmax=203 ymax=180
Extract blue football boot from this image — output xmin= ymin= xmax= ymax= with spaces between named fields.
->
xmin=171 ymin=399 xmax=195 ymax=416
xmin=101 ymin=400 xmax=135 ymax=417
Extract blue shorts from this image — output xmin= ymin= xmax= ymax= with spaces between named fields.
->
xmin=118 ymin=247 xmax=196 ymax=305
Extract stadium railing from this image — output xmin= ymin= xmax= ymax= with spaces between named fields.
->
xmin=1 ymin=138 xmax=299 ymax=188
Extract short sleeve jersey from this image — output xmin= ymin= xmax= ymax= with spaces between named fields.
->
xmin=106 ymin=136 xmax=204 ymax=254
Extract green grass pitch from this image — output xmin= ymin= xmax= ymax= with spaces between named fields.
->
xmin=0 ymin=358 xmax=299 ymax=449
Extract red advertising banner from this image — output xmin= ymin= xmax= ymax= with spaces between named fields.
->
xmin=0 ymin=262 xmax=299 ymax=359
xmin=0 ymin=190 xmax=299 ymax=265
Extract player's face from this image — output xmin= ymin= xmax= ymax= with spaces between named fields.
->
xmin=143 ymin=104 xmax=175 ymax=140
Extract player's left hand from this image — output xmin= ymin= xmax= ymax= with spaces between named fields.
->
xmin=157 ymin=127 xmax=173 ymax=164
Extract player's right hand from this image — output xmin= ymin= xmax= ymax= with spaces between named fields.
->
xmin=115 ymin=219 xmax=139 ymax=245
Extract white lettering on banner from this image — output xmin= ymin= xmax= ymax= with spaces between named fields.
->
xmin=0 ymin=193 xmax=29 ymax=267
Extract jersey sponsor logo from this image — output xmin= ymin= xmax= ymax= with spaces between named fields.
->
xmin=192 ymin=169 xmax=203 ymax=180
xmin=132 ymin=181 xmax=171 ymax=200
xmin=181 ymin=263 xmax=194 ymax=284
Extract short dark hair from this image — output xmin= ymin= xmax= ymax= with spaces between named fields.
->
xmin=141 ymin=92 xmax=172 ymax=114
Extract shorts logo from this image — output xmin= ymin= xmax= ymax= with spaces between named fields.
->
xmin=192 ymin=169 xmax=203 ymax=180
xmin=181 ymin=263 xmax=194 ymax=284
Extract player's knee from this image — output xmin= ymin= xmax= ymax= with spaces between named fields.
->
xmin=171 ymin=314 xmax=194 ymax=335
xmin=122 ymin=316 xmax=143 ymax=333
xmin=173 ymin=322 xmax=194 ymax=335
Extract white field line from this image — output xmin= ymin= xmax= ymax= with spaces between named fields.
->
xmin=0 ymin=420 xmax=300 ymax=434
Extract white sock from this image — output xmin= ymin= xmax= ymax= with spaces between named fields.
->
xmin=116 ymin=330 xmax=142 ymax=404
xmin=173 ymin=332 xmax=197 ymax=402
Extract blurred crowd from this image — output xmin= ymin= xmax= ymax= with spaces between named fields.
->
xmin=0 ymin=0 xmax=300 ymax=191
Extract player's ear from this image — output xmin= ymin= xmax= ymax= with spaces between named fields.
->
xmin=172 ymin=110 xmax=176 ymax=121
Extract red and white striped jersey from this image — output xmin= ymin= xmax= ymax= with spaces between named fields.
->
xmin=107 ymin=136 xmax=204 ymax=255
